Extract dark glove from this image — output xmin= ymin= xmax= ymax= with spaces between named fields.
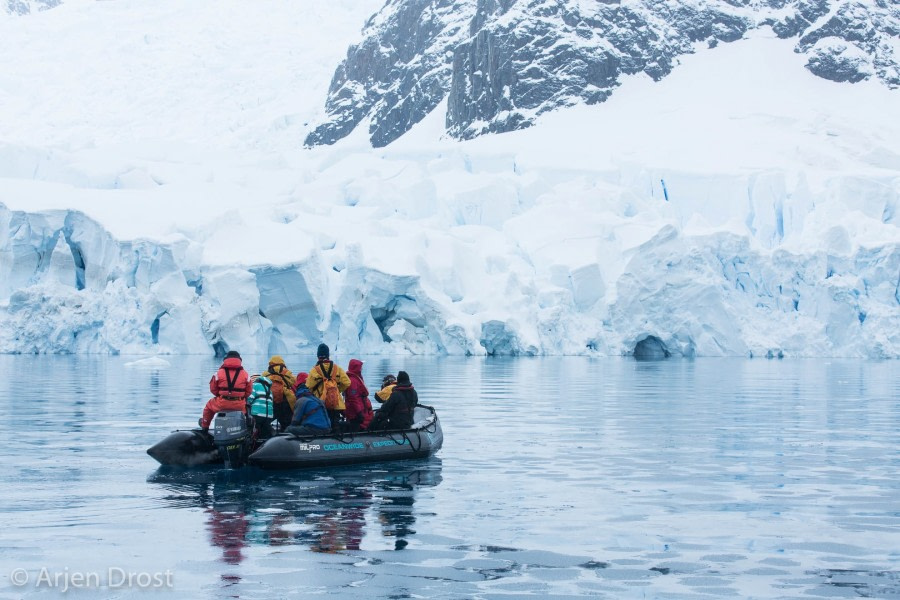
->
xmin=198 ymin=418 xmax=204 ymax=428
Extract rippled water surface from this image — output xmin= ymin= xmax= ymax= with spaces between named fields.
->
xmin=0 ymin=355 xmax=898 ymax=599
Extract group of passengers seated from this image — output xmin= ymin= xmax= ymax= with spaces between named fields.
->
xmin=199 ymin=344 xmax=419 ymax=439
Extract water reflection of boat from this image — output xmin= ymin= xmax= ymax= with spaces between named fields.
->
xmin=147 ymin=458 xmax=443 ymax=559
xmin=146 ymin=405 xmax=443 ymax=470
xmin=206 ymin=506 xmax=248 ymax=565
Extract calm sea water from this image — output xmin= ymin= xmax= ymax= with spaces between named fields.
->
xmin=0 ymin=355 xmax=897 ymax=599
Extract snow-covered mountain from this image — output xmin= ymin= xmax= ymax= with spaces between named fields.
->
xmin=0 ymin=0 xmax=897 ymax=358
xmin=5 ymin=0 xmax=59 ymax=16
xmin=307 ymin=0 xmax=900 ymax=147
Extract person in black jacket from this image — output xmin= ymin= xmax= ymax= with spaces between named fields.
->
xmin=369 ymin=370 xmax=418 ymax=431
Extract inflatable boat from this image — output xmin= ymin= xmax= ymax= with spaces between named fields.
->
xmin=147 ymin=405 xmax=443 ymax=470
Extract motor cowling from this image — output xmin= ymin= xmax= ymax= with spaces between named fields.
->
xmin=212 ymin=411 xmax=251 ymax=468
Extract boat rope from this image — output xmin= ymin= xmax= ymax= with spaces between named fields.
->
xmin=403 ymin=429 xmax=424 ymax=452
xmin=331 ymin=429 xmax=353 ymax=443
xmin=385 ymin=430 xmax=406 ymax=445
xmin=287 ymin=406 xmax=436 ymax=448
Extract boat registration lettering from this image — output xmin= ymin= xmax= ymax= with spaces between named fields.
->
xmin=323 ymin=442 xmax=365 ymax=451
xmin=371 ymin=439 xmax=409 ymax=448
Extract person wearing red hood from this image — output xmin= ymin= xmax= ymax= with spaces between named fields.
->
xmin=199 ymin=350 xmax=253 ymax=431
xmin=344 ymin=359 xmax=374 ymax=432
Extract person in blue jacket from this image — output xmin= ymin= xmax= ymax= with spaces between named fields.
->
xmin=285 ymin=372 xmax=331 ymax=436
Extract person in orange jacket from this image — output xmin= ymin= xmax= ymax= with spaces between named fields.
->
xmin=262 ymin=355 xmax=297 ymax=431
xmin=200 ymin=350 xmax=253 ymax=431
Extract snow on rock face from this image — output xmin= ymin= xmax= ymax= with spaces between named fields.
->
xmin=795 ymin=1 xmax=900 ymax=87
xmin=307 ymin=0 xmax=900 ymax=147
xmin=4 ymin=0 xmax=59 ymax=16
xmin=306 ymin=0 xmax=478 ymax=148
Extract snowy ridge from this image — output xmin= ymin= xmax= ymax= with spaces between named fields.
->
xmin=305 ymin=0 xmax=478 ymax=148
xmin=4 ymin=0 xmax=59 ymax=16
xmin=308 ymin=0 xmax=900 ymax=147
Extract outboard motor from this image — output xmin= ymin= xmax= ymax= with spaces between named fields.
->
xmin=212 ymin=411 xmax=251 ymax=468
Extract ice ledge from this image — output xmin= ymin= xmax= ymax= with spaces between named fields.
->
xmin=0 ymin=201 xmax=897 ymax=358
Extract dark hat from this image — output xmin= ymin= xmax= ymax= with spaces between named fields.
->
xmin=397 ymin=371 xmax=410 ymax=385
xmin=316 ymin=343 xmax=330 ymax=359
xmin=225 ymin=350 xmax=241 ymax=359
xmin=382 ymin=374 xmax=396 ymax=387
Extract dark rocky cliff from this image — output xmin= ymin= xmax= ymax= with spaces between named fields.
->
xmin=5 ymin=0 xmax=60 ymax=15
xmin=306 ymin=0 xmax=900 ymax=147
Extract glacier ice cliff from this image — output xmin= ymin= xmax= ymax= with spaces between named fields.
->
xmin=2 ymin=163 xmax=897 ymax=358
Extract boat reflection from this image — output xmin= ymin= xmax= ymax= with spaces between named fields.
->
xmin=206 ymin=506 xmax=248 ymax=565
xmin=147 ymin=458 xmax=443 ymax=561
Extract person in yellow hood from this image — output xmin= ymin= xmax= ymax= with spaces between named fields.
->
xmin=375 ymin=374 xmax=396 ymax=404
xmin=262 ymin=355 xmax=297 ymax=431
xmin=305 ymin=343 xmax=351 ymax=431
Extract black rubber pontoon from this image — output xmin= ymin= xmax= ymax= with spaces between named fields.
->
xmin=249 ymin=405 xmax=443 ymax=470
xmin=147 ymin=405 xmax=443 ymax=469
xmin=147 ymin=409 xmax=255 ymax=467
xmin=147 ymin=429 xmax=222 ymax=466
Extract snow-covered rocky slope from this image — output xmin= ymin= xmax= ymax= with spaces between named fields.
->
xmin=0 ymin=0 xmax=897 ymax=357
xmin=307 ymin=0 xmax=900 ymax=147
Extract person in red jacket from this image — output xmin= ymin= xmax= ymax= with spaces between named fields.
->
xmin=344 ymin=358 xmax=373 ymax=432
xmin=200 ymin=350 xmax=253 ymax=431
